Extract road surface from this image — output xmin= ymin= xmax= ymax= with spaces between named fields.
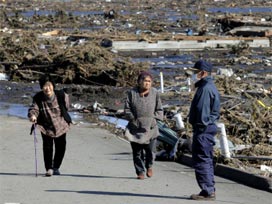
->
xmin=0 ymin=116 xmax=270 ymax=204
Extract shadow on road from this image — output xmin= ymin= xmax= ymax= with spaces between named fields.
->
xmin=0 ymin=172 xmax=134 ymax=179
xmin=0 ymin=172 xmax=41 ymax=177
xmin=46 ymin=189 xmax=190 ymax=200
xmin=61 ymin=173 xmax=135 ymax=179
xmin=46 ymin=190 xmax=245 ymax=203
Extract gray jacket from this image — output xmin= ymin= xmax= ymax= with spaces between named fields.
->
xmin=124 ymin=87 xmax=163 ymax=144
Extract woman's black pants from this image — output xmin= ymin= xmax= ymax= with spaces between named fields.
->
xmin=41 ymin=133 xmax=66 ymax=171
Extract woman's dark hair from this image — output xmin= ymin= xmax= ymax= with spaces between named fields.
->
xmin=137 ymin=71 xmax=153 ymax=84
xmin=39 ymin=74 xmax=56 ymax=89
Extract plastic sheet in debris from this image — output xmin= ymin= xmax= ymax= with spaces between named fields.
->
xmin=98 ymin=115 xmax=128 ymax=129
xmin=0 ymin=73 xmax=9 ymax=81
xmin=157 ymin=120 xmax=178 ymax=147
xmin=157 ymin=120 xmax=179 ymax=159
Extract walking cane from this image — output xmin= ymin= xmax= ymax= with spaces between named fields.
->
xmin=30 ymin=124 xmax=38 ymax=177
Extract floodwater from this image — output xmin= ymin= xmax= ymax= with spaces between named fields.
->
xmin=0 ymin=102 xmax=28 ymax=119
xmin=132 ymin=53 xmax=272 ymax=74
xmin=0 ymin=102 xmax=85 ymax=122
xmin=7 ymin=5 xmax=272 ymax=36
xmin=208 ymin=7 xmax=272 ymax=13
xmin=12 ymin=6 xmax=272 ymax=18
xmin=0 ymin=101 xmax=130 ymax=130
xmin=19 ymin=10 xmax=104 ymax=17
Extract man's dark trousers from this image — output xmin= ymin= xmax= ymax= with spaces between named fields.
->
xmin=192 ymin=124 xmax=217 ymax=195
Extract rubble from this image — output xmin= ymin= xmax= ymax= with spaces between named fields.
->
xmin=0 ymin=30 xmax=150 ymax=85
xmin=227 ymin=26 xmax=272 ymax=37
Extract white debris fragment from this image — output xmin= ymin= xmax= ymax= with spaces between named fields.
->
xmin=260 ymin=165 xmax=272 ymax=173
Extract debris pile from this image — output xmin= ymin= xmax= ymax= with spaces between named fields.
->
xmin=0 ymin=30 xmax=149 ymax=86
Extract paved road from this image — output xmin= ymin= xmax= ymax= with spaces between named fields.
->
xmin=0 ymin=116 xmax=271 ymax=204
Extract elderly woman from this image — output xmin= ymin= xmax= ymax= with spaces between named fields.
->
xmin=28 ymin=75 xmax=71 ymax=177
xmin=124 ymin=71 xmax=163 ymax=179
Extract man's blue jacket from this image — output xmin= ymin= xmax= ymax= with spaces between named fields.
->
xmin=189 ymin=76 xmax=220 ymax=129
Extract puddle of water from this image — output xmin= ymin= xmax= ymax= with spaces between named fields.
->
xmin=131 ymin=53 xmax=271 ymax=91
xmin=208 ymin=7 xmax=272 ymax=13
xmin=0 ymin=102 xmax=28 ymax=119
xmin=8 ymin=5 xmax=272 ymax=25
xmin=253 ymin=68 xmax=272 ymax=74
xmin=14 ymin=10 xmax=104 ymax=17
xmin=148 ymin=11 xmax=198 ymax=22
xmin=61 ymin=26 xmax=107 ymax=31
xmin=45 ymin=0 xmax=73 ymax=1
xmin=0 ymin=102 xmax=84 ymax=122
xmin=132 ymin=54 xmax=194 ymax=64
xmin=132 ymin=53 xmax=271 ymax=73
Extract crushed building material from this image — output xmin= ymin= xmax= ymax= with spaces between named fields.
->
xmin=227 ymin=26 xmax=272 ymax=37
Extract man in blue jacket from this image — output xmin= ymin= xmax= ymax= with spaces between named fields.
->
xmin=188 ymin=60 xmax=220 ymax=201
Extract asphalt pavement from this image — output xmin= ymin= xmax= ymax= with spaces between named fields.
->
xmin=0 ymin=115 xmax=271 ymax=204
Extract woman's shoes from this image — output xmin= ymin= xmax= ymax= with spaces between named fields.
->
xmin=45 ymin=168 xmax=60 ymax=176
xmin=137 ymin=168 xmax=153 ymax=179
xmin=137 ymin=173 xmax=145 ymax=180
xmin=45 ymin=169 xmax=53 ymax=177
xmin=146 ymin=168 xmax=153 ymax=177
xmin=53 ymin=168 xmax=60 ymax=175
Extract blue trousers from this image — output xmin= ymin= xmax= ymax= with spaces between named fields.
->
xmin=192 ymin=125 xmax=217 ymax=195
